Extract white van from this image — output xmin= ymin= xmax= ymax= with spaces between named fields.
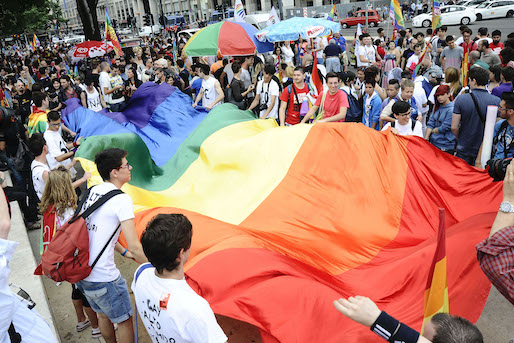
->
xmin=244 ymin=13 xmax=270 ymax=30
xmin=139 ymin=25 xmax=161 ymax=36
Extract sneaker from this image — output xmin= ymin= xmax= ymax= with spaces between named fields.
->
xmin=25 ymin=221 xmax=40 ymax=230
xmin=76 ymin=319 xmax=91 ymax=332
xmin=91 ymin=327 xmax=101 ymax=339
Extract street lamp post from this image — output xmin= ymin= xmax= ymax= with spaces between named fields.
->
xmin=365 ymin=0 xmax=369 ymax=31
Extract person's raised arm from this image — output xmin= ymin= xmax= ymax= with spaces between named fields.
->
xmin=333 ymin=296 xmax=432 ymax=343
xmin=120 ymin=219 xmax=148 ymax=264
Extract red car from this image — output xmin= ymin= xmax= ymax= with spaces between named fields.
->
xmin=340 ymin=10 xmax=382 ymax=28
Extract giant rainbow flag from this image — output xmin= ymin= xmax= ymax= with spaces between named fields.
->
xmin=62 ymin=83 xmax=500 ymax=342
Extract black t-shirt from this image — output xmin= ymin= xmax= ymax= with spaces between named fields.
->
xmin=402 ymin=49 xmax=414 ymax=61
xmin=14 ymin=90 xmax=32 ymax=123
xmin=4 ymin=119 xmax=26 ymax=157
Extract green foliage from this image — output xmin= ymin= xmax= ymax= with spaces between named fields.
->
xmin=0 ymin=0 xmax=67 ymax=35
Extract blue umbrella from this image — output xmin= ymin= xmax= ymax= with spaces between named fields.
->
xmin=255 ymin=17 xmax=341 ymax=43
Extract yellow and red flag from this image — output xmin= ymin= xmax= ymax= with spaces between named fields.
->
xmin=105 ymin=9 xmax=123 ymax=56
xmin=421 ymin=208 xmax=450 ymax=333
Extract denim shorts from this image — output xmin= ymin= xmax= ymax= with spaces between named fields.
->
xmin=76 ymin=275 xmax=133 ymax=323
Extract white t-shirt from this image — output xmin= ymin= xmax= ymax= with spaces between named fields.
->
xmin=57 ymin=207 xmax=74 ymax=228
xmin=132 ymin=264 xmax=228 ymax=343
xmin=223 ymin=63 xmax=234 ymax=85
xmin=31 ymin=160 xmax=50 ymax=200
xmin=85 ymin=87 xmax=102 ymax=111
xmin=43 ymin=128 xmax=77 ymax=179
xmin=382 ymin=119 xmax=423 ymax=137
xmin=455 ymin=36 xmax=464 ymax=46
xmin=82 ymin=182 xmax=134 ymax=282
xmin=99 ymin=71 xmax=111 ymax=104
xmin=413 ymin=78 xmax=429 ymax=115
xmin=281 ymin=45 xmax=295 ymax=64
xmin=256 ymin=79 xmax=280 ymax=119
xmin=201 ymin=76 xmax=222 ymax=109
xmin=357 ymin=45 xmax=376 ymax=67
xmin=406 ymin=54 xmax=420 ymax=70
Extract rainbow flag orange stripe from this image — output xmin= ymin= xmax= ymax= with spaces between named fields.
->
xmin=105 ymin=9 xmax=123 ymax=56
xmin=62 ymin=83 xmax=499 ymax=342
xmin=421 ymin=208 xmax=450 ymax=333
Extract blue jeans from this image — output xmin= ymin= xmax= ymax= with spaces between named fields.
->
xmin=77 ymin=274 xmax=133 ymax=323
xmin=456 ymin=151 xmax=477 ymax=166
xmin=109 ymin=101 xmax=126 ymax=112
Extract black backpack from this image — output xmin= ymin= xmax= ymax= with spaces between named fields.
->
xmin=391 ymin=119 xmax=417 ymax=131
xmin=341 ymin=89 xmax=362 ymax=122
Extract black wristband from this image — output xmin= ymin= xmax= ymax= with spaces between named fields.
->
xmin=370 ymin=311 xmax=420 ymax=343
xmin=370 ymin=311 xmax=399 ymax=341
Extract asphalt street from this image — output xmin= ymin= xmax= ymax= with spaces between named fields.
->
xmin=340 ymin=16 xmax=514 ymax=40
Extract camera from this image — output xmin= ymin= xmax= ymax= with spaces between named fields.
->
xmin=486 ymin=158 xmax=512 ymax=181
xmin=258 ymin=103 xmax=268 ymax=112
xmin=145 ymin=69 xmax=156 ymax=82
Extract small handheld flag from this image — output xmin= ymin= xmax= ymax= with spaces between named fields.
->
xmin=267 ymin=7 xmax=281 ymax=27
xmin=234 ymin=0 xmax=246 ymax=22
xmin=328 ymin=4 xmax=336 ymax=21
xmin=389 ymin=0 xmax=405 ymax=30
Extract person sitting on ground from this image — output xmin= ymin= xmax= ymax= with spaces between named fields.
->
xmin=425 ymin=85 xmax=456 ymax=154
xmin=301 ymin=72 xmax=349 ymax=124
xmin=333 ymin=295 xmax=483 ymax=343
xmin=382 ymin=100 xmax=423 ymax=137
xmin=132 ymin=214 xmax=228 ymax=343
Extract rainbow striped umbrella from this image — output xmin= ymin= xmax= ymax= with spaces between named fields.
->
xmin=183 ymin=21 xmax=273 ymax=57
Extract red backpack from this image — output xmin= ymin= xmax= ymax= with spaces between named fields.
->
xmin=34 ymin=187 xmax=124 ymax=283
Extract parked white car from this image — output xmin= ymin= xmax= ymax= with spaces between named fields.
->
xmin=474 ymin=0 xmax=514 ymax=20
xmin=412 ymin=5 xmax=477 ymax=27
xmin=456 ymin=0 xmax=488 ymax=8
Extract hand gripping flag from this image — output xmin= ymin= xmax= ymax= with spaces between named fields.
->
xmin=421 ymin=208 xmax=450 ymax=333
xmin=62 ymin=83 xmax=499 ymax=343
xmin=105 ymin=9 xmax=124 ymax=56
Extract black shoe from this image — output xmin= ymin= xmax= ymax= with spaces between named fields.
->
xmin=25 ymin=221 xmax=40 ymax=230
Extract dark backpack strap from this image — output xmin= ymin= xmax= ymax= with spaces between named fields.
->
xmin=391 ymin=121 xmax=395 ymax=128
xmin=134 ymin=263 xmax=154 ymax=343
xmin=90 ymin=223 xmax=120 ymax=269
xmin=470 ymin=92 xmax=485 ymax=124
xmin=70 ymin=189 xmax=124 ymax=223
xmin=8 ymin=322 xmax=21 ymax=343
xmin=71 ymin=186 xmax=94 ymax=220
xmin=411 ymin=119 xmax=417 ymax=131
xmin=493 ymin=120 xmax=509 ymax=146
xmin=285 ymin=85 xmax=292 ymax=114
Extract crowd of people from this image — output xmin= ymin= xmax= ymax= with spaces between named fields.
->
xmin=0 ymin=17 xmax=513 ymax=343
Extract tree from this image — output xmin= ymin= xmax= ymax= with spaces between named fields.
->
xmin=76 ymin=0 xmax=101 ymax=41
xmin=0 ymin=0 xmax=66 ymax=35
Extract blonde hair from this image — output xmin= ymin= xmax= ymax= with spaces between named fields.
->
xmin=39 ymin=166 xmax=77 ymax=218
xmin=132 ymin=46 xmax=143 ymax=55
xmin=285 ymin=65 xmax=294 ymax=79
xmin=445 ymin=67 xmax=462 ymax=97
